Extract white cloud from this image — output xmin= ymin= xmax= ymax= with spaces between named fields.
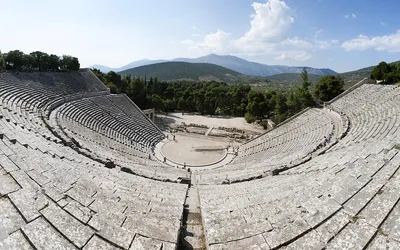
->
xmin=380 ymin=22 xmax=386 ymax=26
xmin=280 ymin=37 xmax=338 ymax=51
xmin=341 ymin=30 xmax=400 ymax=52
xmin=344 ymin=13 xmax=357 ymax=19
xmin=281 ymin=37 xmax=313 ymax=49
xmin=238 ymin=0 xmax=294 ymax=44
xmin=190 ymin=30 xmax=232 ymax=54
xmin=314 ymin=40 xmax=332 ymax=50
xmin=189 ymin=0 xmax=295 ymax=56
xmin=275 ymin=50 xmax=312 ymax=61
xmin=184 ymin=0 xmax=337 ymax=62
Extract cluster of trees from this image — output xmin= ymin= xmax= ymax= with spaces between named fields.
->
xmin=245 ymin=71 xmax=344 ymax=124
xmin=92 ymin=68 xmax=250 ymax=116
xmin=371 ymin=61 xmax=400 ymax=84
xmin=92 ymin=68 xmax=345 ymax=125
xmin=0 ymin=50 xmax=80 ymax=71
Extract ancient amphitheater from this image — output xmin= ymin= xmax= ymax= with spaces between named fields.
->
xmin=0 ymin=70 xmax=399 ymax=250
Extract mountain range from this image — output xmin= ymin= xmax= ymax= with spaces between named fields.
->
xmin=118 ymin=62 xmax=244 ymax=83
xmin=92 ymin=54 xmax=337 ymax=76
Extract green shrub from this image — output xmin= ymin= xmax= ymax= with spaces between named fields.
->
xmin=260 ymin=121 xmax=269 ymax=129
xmin=244 ymin=113 xmax=255 ymax=124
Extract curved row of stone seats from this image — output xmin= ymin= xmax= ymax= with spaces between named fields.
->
xmin=0 ymin=71 xmax=111 ymax=143
xmin=8 ymin=69 xmax=108 ymax=95
xmin=54 ymin=104 xmax=188 ymax=182
xmin=64 ymin=119 xmax=150 ymax=158
xmin=327 ymin=84 xmax=400 ymax=149
xmin=41 ymin=90 xmax=110 ymax=118
xmin=196 ymin=83 xmax=400 ymax=248
xmin=0 ymin=70 xmax=190 ymax=248
xmin=0 ymin=132 xmax=186 ymax=249
xmin=195 ymin=108 xmax=337 ymax=184
xmin=0 ymin=78 xmax=60 ymax=141
xmin=106 ymin=94 xmax=162 ymax=133
xmin=56 ymin=95 xmax=164 ymax=152
xmin=238 ymin=108 xmax=334 ymax=158
xmin=1 ymin=118 xmax=66 ymax=159
xmin=92 ymin=95 xmax=163 ymax=145
xmin=198 ymin=137 xmax=400 ymax=249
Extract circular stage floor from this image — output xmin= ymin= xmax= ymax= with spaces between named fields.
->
xmin=161 ymin=134 xmax=227 ymax=166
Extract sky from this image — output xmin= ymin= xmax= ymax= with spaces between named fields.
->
xmin=1 ymin=0 xmax=400 ymax=72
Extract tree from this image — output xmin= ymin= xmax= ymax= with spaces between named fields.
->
xmin=149 ymin=94 xmax=165 ymax=111
xmin=48 ymin=54 xmax=60 ymax=71
xmin=105 ymin=71 xmax=122 ymax=92
xmin=129 ymin=77 xmax=146 ymax=108
xmin=60 ymin=55 xmax=80 ymax=71
xmin=274 ymin=93 xmax=288 ymax=124
xmin=313 ymin=75 xmax=344 ymax=102
xmin=30 ymin=51 xmax=49 ymax=71
xmin=177 ymin=97 xmax=187 ymax=111
xmin=0 ymin=51 xmax=4 ymax=71
xmin=1 ymin=50 xmax=79 ymax=72
xmin=244 ymin=113 xmax=255 ymax=123
xmin=246 ymin=90 xmax=267 ymax=120
xmin=5 ymin=50 xmax=25 ymax=70
xmin=370 ymin=61 xmax=400 ymax=84
xmin=286 ymin=90 xmax=302 ymax=115
xmin=299 ymin=68 xmax=315 ymax=108
xmin=194 ymin=90 xmax=206 ymax=114
xmin=371 ymin=61 xmax=391 ymax=80
xmin=385 ymin=70 xmax=400 ymax=85
xmin=91 ymin=68 xmax=105 ymax=82
xmin=21 ymin=54 xmax=35 ymax=71
xmin=301 ymin=68 xmax=311 ymax=90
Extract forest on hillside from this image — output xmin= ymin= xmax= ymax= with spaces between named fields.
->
xmin=92 ymin=68 xmax=345 ymax=126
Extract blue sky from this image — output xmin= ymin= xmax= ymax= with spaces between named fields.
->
xmin=1 ymin=0 xmax=400 ymax=72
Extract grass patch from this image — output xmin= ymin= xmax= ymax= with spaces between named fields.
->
xmin=350 ymin=215 xmax=359 ymax=223
xmin=377 ymin=228 xmax=388 ymax=236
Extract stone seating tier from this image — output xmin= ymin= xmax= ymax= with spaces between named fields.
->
xmin=1 ymin=71 xmax=400 ymax=250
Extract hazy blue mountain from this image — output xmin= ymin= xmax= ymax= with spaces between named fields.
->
xmin=172 ymin=54 xmax=278 ymax=76
xmin=92 ymin=53 xmax=337 ymax=76
xmin=91 ymin=64 xmax=115 ymax=73
xmin=173 ymin=54 xmax=338 ymax=76
xmin=92 ymin=59 xmax=167 ymax=73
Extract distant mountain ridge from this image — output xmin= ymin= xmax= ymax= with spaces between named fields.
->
xmin=92 ymin=59 xmax=167 ymax=73
xmin=118 ymin=62 xmax=247 ymax=83
xmin=92 ymin=54 xmax=337 ymax=76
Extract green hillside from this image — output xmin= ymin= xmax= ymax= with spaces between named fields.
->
xmin=118 ymin=62 xmax=245 ymax=82
xmin=260 ymin=65 xmax=376 ymax=91
xmin=266 ymin=73 xmax=322 ymax=84
xmin=340 ymin=66 xmax=374 ymax=85
xmin=116 ymin=61 xmax=380 ymax=91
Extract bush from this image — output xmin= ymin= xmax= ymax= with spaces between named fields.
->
xmin=260 ymin=121 xmax=269 ymax=129
xmin=244 ymin=113 xmax=255 ymax=123
xmin=274 ymin=113 xmax=288 ymax=124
